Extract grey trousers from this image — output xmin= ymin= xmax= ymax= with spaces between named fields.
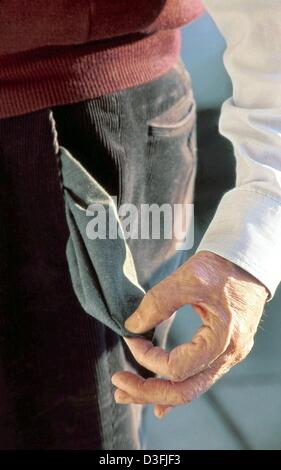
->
xmin=0 ymin=60 xmax=196 ymax=449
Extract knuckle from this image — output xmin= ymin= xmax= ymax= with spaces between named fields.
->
xmin=136 ymin=378 xmax=146 ymax=398
xmin=169 ymin=369 xmax=186 ymax=382
xmin=234 ymin=350 xmax=246 ymax=363
xmin=221 ymin=351 xmax=234 ymax=366
xmin=178 ymin=381 xmax=202 ymax=405
xmin=167 ymin=352 xmax=188 ymax=382
xmin=234 ymin=351 xmax=246 ymax=363
xmin=229 ymin=324 xmax=255 ymax=363
xmin=235 ymin=340 xmax=254 ymax=363
xmin=228 ymin=337 xmax=238 ymax=356
xmin=179 ymin=388 xmax=190 ymax=404
xmin=146 ymin=288 xmax=160 ymax=310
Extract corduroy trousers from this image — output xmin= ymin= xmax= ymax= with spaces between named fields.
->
xmin=0 ymin=60 xmax=196 ymax=449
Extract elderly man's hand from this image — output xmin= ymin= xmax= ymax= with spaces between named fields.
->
xmin=112 ymin=251 xmax=268 ymax=418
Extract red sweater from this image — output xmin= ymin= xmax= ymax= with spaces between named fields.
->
xmin=0 ymin=1 xmax=204 ymax=119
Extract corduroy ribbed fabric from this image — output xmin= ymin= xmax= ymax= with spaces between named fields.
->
xmin=0 ymin=105 xmax=140 ymax=451
xmin=0 ymin=60 xmax=197 ymax=449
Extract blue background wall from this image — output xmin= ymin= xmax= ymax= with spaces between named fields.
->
xmin=182 ymin=12 xmax=231 ymax=110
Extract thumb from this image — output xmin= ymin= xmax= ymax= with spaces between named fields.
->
xmin=125 ymin=273 xmax=188 ymax=334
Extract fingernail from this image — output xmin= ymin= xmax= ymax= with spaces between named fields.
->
xmin=114 ymin=390 xmax=133 ymax=404
xmin=154 ymin=409 xmax=163 ymax=420
xmin=125 ymin=314 xmax=140 ymax=333
xmin=111 ymin=373 xmax=121 ymax=386
xmin=155 ymin=406 xmax=173 ymax=419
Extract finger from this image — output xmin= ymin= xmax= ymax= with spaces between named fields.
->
xmin=114 ymin=388 xmax=146 ymax=405
xmin=154 ymin=405 xmax=174 ymax=419
xmin=112 ymin=371 xmax=179 ymax=404
xmin=114 ymin=388 xmax=174 ymax=418
xmin=123 ymin=337 xmax=170 ymax=377
xmin=114 ymin=389 xmax=134 ymax=404
xmin=124 ymin=304 xmax=232 ymax=381
xmin=112 ymin=352 xmax=233 ymax=405
xmin=125 ymin=274 xmax=191 ymax=334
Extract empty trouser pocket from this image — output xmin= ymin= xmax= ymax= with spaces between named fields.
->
xmin=58 ymin=146 xmax=149 ymax=338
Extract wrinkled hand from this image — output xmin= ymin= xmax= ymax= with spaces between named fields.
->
xmin=112 ymin=251 xmax=268 ymax=418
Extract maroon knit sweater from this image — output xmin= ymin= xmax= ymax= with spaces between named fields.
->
xmin=0 ymin=1 xmax=204 ymax=119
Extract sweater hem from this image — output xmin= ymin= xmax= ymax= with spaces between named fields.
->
xmin=0 ymin=30 xmax=182 ymax=119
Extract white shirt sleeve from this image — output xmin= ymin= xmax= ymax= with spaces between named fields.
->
xmin=197 ymin=0 xmax=281 ymax=297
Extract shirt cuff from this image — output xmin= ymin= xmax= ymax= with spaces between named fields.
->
xmin=196 ymin=188 xmax=281 ymax=298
